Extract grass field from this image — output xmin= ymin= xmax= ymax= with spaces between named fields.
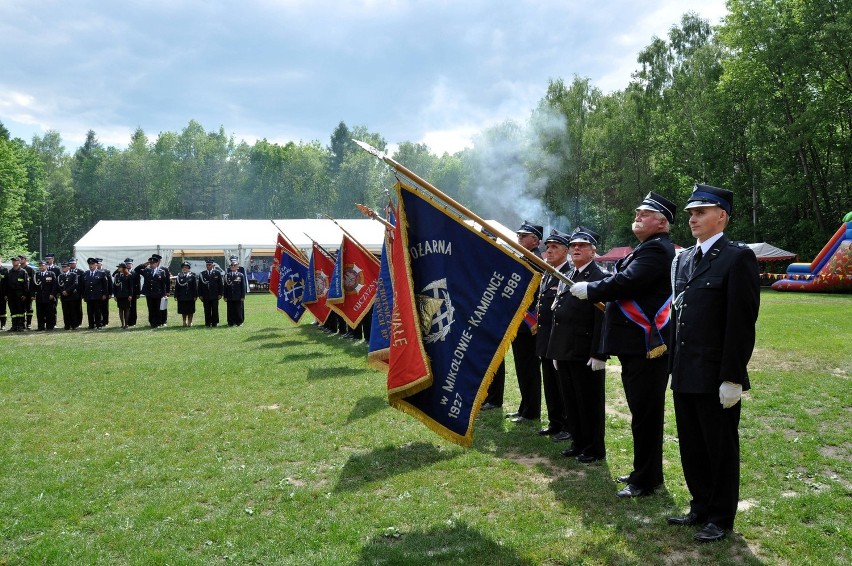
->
xmin=1 ymin=291 xmax=850 ymax=565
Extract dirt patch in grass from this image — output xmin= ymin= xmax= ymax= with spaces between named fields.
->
xmin=503 ymin=451 xmax=588 ymax=481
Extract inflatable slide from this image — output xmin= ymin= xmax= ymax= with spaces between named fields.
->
xmin=771 ymin=218 xmax=852 ymax=293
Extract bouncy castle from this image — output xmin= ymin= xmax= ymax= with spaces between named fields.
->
xmin=771 ymin=215 xmax=852 ymax=293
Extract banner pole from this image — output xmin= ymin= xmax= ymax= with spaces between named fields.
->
xmin=303 ymin=233 xmax=336 ymax=261
xmin=322 ymin=213 xmax=380 ymax=262
xmin=270 ymin=220 xmax=308 ymax=261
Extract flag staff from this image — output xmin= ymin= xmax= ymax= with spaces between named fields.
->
xmin=352 ymin=139 xmax=604 ymax=310
xmin=303 ymin=233 xmax=336 ymax=261
xmin=270 ymin=220 xmax=308 ymax=261
xmin=322 ymin=213 xmax=380 ymax=262
xmin=355 ymin=203 xmax=394 ymax=230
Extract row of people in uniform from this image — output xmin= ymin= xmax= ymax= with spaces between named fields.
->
xmin=482 ymin=185 xmax=759 ymax=544
xmin=1 ymin=254 xmax=250 ymax=331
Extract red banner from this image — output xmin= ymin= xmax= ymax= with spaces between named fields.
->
xmin=327 ymin=235 xmax=380 ymax=328
xmin=270 ymin=234 xmax=301 ymax=296
xmin=304 ymin=243 xmax=335 ymax=324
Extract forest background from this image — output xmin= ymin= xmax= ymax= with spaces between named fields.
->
xmin=1 ymin=1 xmax=850 ymax=262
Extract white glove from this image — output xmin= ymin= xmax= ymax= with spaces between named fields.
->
xmin=719 ymin=381 xmax=742 ymax=409
xmin=587 ymin=358 xmax=606 ymax=371
xmin=570 ymin=282 xmax=589 ymax=300
xmin=552 ymin=359 xmax=559 ymax=370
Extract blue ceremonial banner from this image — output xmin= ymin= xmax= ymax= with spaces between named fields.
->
xmin=303 ymin=251 xmax=319 ymax=304
xmin=327 ymin=243 xmax=344 ymax=305
xmin=276 ymin=247 xmax=309 ymax=323
xmin=391 ymin=182 xmax=541 ymax=447
xmin=367 ymin=207 xmax=396 ymax=370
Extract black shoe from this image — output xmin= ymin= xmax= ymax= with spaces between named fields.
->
xmin=616 ymin=484 xmax=652 ymax=498
xmin=560 ymin=447 xmax=581 ymax=457
xmin=504 ymin=411 xmax=520 ymax=419
xmin=480 ymin=402 xmax=501 ymax=410
xmin=577 ymin=453 xmax=604 ymax=463
xmin=510 ymin=416 xmax=533 ymax=423
xmin=537 ymin=427 xmax=559 ymax=436
xmin=615 ymin=474 xmax=632 ymax=483
xmin=551 ymin=431 xmax=572 ymax=443
xmin=667 ymin=512 xmax=703 ymax=526
xmin=693 ymin=522 xmax=727 ymax=543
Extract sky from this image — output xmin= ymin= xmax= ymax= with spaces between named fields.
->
xmin=1 ymin=0 xmax=728 ymax=156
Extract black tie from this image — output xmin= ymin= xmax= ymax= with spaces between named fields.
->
xmin=692 ymin=248 xmax=703 ymax=271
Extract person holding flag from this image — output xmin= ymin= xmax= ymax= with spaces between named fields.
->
xmin=570 ymin=192 xmax=677 ymax=498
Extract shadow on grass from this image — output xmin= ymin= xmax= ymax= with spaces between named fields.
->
xmin=354 ymin=520 xmax=532 ymax=566
xmin=306 ymin=365 xmax=353 ymax=380
xmin=471 ymin=405 xmax=763 ymax=564
xmin=334 ymin=442 xmax=457 ymax=493
xmin=345 ymin=395 xmax=388 ymax=423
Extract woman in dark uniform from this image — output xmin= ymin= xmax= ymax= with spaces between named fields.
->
xmin=112 ymin=262 xmax=134 ymax=329
xmin=174 ymin=261 xmax=199 ymax=326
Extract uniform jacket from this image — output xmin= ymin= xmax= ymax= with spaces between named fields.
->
xmin=547 ymin=261 xmax=608 ymax=362
xmin=112 ymin=272 xmax=134 ymax=299
xmin=59 ymin=271 xmax=81 ymax=301
xmin=670 ymin=237 xmax=760 ymax=393
xmin=6 ymin=267 xmax=29 ymax=299
xmin=82 ymin=269 xmax=110 ymax=301
xmin=135 ymin=265 xmax=171 ymax=298
xmin=0 ymin=266 xmax=8 ymax=298
xmin=535 ymin=262 xmax=572 ymax=357
xmin=586 ymin=233 xmax=676 ymax=357
xmin=34 ymin=270 xmax=59 ymax=302
xmin=174 ymin=272 xmax=198 ymax=301
xmin=223 ymin=270 xmax=246 ymax=301
xmin=198 ymin=268 xmax=224 ymax=300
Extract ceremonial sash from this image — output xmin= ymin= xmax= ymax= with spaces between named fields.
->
xmin=616 ymin=297 xmax=671 ymax=359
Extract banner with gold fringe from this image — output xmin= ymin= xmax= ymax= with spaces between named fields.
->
xmin=303 ymin=242 xmax=335 ymax=325
xmin=326 ymin=234 xmax=381 ymax=328
xmin=388 ymin=182 xmax=541 ymax=447
xmin=367 ymin=205 xmax=397 ymax=370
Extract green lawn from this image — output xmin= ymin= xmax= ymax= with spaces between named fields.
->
xmin=1 ymin=291 xmax=849 ymax=565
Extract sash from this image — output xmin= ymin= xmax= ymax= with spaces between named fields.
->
xmin=616 ymin=297 xmax=671 ymax=358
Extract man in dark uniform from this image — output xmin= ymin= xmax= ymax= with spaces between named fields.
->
xmin=45 ymin=253 xmax=61 ymax=276
xmin=121 ymin=258 xmax=140 ymax=327
xmin=58 ymin=261 xmax=82 ymax=330
xmin=96 ymin=258 xmax=111 ymax=326
xmin=34 ymin=260 xmax=59 ymax=330
xmin=548 ymin=228 xmax=608 ymax=462
xmin=223 ymin=258 xmax=246 ymax=326
xmin=0 ymin=253 xmax=8 ymax=330
xmin=135 ymin=254 xmax=170 ymax=328
xmin=198 ymin=258 xmax=223 ymax=327
xmin=666 ymin=185 xmax=760 ymax=542
xmin=5 ymin=256 xmax=29 ymax=331
xmin=68 ymin=258 xmax=85 ymax=327
xmin=530 ymin=230 xmax=573 ymax=435
xmin=571 ymin=192 xmax=677 ymax=498
xmin=20 ymin=255 xmax=36 ymax=329
xmin=497 ymin=223 xmax=544 ymax=425
xmin=82 ymin=257 xmax=109 ymax=330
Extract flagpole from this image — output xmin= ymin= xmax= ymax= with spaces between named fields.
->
xmin=270 ymin=220 xmax=308 ymax=261
xmin=303 ymin=233 xmax=336 ymax=261
xmin=355 ymin=203 xmax=394 ymax=230
xmin=352 ymin=139 xmax=598 ymax=299
xmin=322 ymin=214 xmax=380 ymax=262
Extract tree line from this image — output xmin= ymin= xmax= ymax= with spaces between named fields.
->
xmin=1 ymin=0 xmax=850 ymax=262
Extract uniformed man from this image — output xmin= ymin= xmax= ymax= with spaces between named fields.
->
xmin=58 ymin=261 xmax=82 ymax=330
xmin=570 ymin=192 xmax=677 ymax=498
xmin=19 ymin=255 xmax=36 ymax=328
xmin=5 ymin=256 xmax=30 ymax=331
xmin=82 ymin=257 xmax=109 ymax=330
xmin=531 ymin=230 xmax=573 ymax=436
xmin=667 ymin=185 xmax=760 ymax=542
xmin=45 ymin=253 xmax=61 ymax=276
xmin=67 ymin=258 xmax=85 ymax=328
xmin=0 ymin=253 xmax=8 ymax=330
xmin=548 ymin=228 xmax=608 ymax=462
xmin=34 ymin=260 xmax=59 ymax=330
xmin=134 ymin=254 xmax=170 ymax=328
xmin=96 ymin=258 xmax=111 ymax=326
xmin=198 ymin=258 xmax=223 ymax=327
xmin=223 ymin=258 xmax=246 ymax=326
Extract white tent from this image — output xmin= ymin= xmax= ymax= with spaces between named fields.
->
xmin=747 ymin=242 xmax=797 ymax=261
xmin=73 ymin=219 xmax=386 ymax=270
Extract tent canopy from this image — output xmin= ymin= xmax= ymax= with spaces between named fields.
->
xmin=597 ymin=246 xmax=633 ymax=263
xmin=73 ymin=219 xmax=386 ymax=270
xmin=747 ymin=242 xmax=797 ymax=261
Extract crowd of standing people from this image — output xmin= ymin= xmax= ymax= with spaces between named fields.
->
xmin=0 ymin=254 xmax=250 ymax=332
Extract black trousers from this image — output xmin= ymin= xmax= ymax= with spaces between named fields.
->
xmin=146 ymin=296 xmax=165 ymax=327
xmin=541 ymin=357 xmax=566 ymax=431
xmin=100 ymin=297 xmax=110 ymax=325
xmin=60 ymin=299 xmax=79 ymax=329
xmin=557 ymin=360 xmax=606 ymax=458
xmin=0 ymin=296 xmax=6 ymax=327
xmin=511 ymin=332 xmax=541 ymax=419
xmin=226 ymin=300 xmax=244 ymax=326
xmin=8 ymin=296 xmax=27 ymax=330
xmin=483 ymin=360 xmax=506 ymax=406
xmin=202 ymin=298 xmax=220 ymax=326
xmin=36 ymin=300 xmax=57 ymax=329
xmin=86 ymin=298 xmax=104 ymax=329
xmin=619 ymin=355 xmax=668 ymax=489
xmin=127 ymin=298 xmax=138 ymax=326
xmin=674 ymin=391 xmax=742 ymax=529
